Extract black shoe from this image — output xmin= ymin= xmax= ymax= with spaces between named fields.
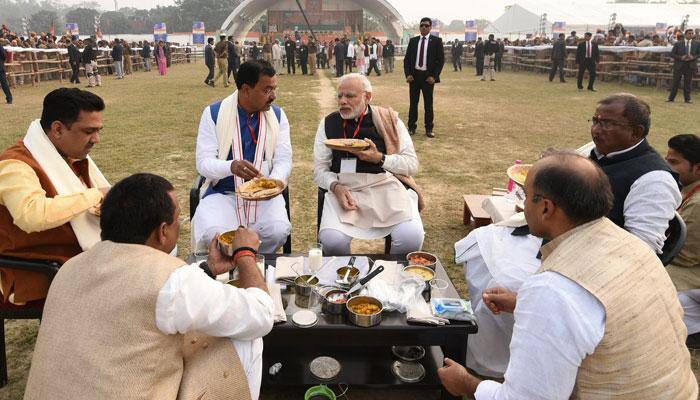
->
xmin=560 ymin=80 xmax=566 ymax=83
xmin=685 ymin=100 xmax=693 ymax=104
xmin=408 ymin=128 xmax=416 ymax=136
xmin=666 ymin=99 xmax=675 ymax=103
xmin=687 ymin=332 xmax=700 ymax=350
xmin=588 ymin=88 xmax=597 ymax=92
xmin=426 ymin=131 xmax=435 ymax=138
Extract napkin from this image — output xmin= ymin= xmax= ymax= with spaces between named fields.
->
xmin=274 ymin=256 xmax=304 ymax=279
xmin=407 ymin=297 xmax=450 ymax=326
xmin=267 ymin=283 xmax=287 ymax=323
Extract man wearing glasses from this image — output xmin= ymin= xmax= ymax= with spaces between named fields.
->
xmin=404 ymin=17 xmax=444 ymax=138
xmin=192 ymin=60 xmax=292 ymax=254
xmin=588 ymin=93 xmax=681 ymax=254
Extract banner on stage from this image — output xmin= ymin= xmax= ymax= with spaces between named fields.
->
xmin=552 ymin=21 xmax=566 ymax=38
xmin=465 ymin=20 xmax=477 ymax=42
xmin=430 ymin=19 xmax=440 ymax=37
xmin=192 ymin=21 xmax=205 ymax=44
xmin=154 ymin=23 xmax=168 ymax=42
xmin=656 ymin=23 xmax=668 ymax=35
xmin=65 ymin=23 xmax=79 ymax=40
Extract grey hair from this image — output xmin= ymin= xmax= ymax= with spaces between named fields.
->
xmin=338 ymin=73 xmax=373 ymax=94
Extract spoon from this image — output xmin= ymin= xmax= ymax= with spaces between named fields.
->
xmin=306 ymin=256 xmax=337 ymax=284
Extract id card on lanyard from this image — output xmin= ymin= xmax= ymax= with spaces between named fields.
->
xmin=340 ymin=111 xmax=366 ymax=174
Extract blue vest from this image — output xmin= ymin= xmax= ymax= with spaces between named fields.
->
xmin=204 ymin=101 xmax=282 ymax=197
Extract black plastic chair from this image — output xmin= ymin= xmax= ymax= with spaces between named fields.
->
xmin=0 ymin=256 xmax=60 ymax=387
xmin=317 ymin=187 xmax=391 ymax=254
xmin=190 ymin=175 xmax=292 ymax=253
xmin=660 ymin=211 xmax=687 ymax=266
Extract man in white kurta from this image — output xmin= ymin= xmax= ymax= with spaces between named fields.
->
xmin=314 ymin=73 xmax=424 ymax=255
xmin=193 ymin=60 xmax=292 ymax=253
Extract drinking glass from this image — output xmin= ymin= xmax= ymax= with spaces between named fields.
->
xmin=308 ymin=243 xmax=323 ymax=273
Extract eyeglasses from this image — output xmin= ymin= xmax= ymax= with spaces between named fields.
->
xmin=522 ymin=189 xmax=545 ymax=202
xmin=420 ymin=24 xmax=431 ymax=28
xmin=588 ymin=116 xmax=634 ymax=130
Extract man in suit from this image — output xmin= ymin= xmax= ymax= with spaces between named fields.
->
xmin=284 ymin=35 xmax=296 ymax=75
xmin=576 ymin=32 xmax=599 ymax=91
xmin=204 ymin=37 xmax=215 ymax=87
xmin=140 ymin=40 xmax=152 ymax=72
xmin=481 ymin=34 xmax=498 ymax=81
xmin=111 ymin=39 xmax=124 ymax=79
xmin=299 ymin=40 xmax=309 ymax=75
xmin=227 ymin=36 xmax=237 ymax=84
xmin=549 ymin=33 xmax=567 ymax=83
xmin=474 ymin=37 xmax=484 ymax=76
xmin=0 ymin=39 xmax=12 ymax=104
xmin=383 ymin=39 xmax=395 ymax=73
xmin=495 ymin=38 xmax=504 ymax=72
xmin=333 ymin=38 xmax=345 ymax=77
xmin=404 ymin=17 xmax=444 ymax=138
xmin=668 ymin=29 xmax=700 ymax=104
xmin=451 ymin=39 xmax=463 ymax=71
xmin=67 ymin=39 xmax=81 ymax=84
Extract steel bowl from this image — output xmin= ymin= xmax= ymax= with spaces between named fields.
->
xmin=321 ymin=289 xmax=349 ymax=315
xmin=406 ymin=251 xmax=437 ymax=270
xmin=293 ymin=275 xmax=319 ymax=297
xmin=403 ymin=265 xmax=435 ymax=297
xmin=217 ymin=230 xmax=237 ymax=256
xmin=336 ymin=266 xmax=360 ymax=286
xmin=346 ymin=295 xmax=383 ymax=328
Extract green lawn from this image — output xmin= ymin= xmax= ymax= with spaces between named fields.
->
xmin=0 ymin=60 xmax=697 ymax=399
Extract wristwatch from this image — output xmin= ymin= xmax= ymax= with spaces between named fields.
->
xmin=198 ymin=261 xmax=216 ymax=279
xmin=380 ymin=154 xmax=386 ymax=166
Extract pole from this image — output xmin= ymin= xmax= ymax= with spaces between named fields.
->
xmin=294 ymin=0 xmax=317 ymax=42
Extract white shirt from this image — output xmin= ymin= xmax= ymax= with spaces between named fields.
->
xmin=156 ymin=263 xmax=274 ymax=400
xmin=312 ymin=107 xmax=419 ymax=190
xmin=414 ymin=34 xmax=430 ymax=71
xmin=272 ymin=43 xmax=283 ymax=60
xmin=346 ymin=42 xmax=355 ymax=57
xmin=370 ymin=43 xmax=378 ymax=60
xmin=475 ymin=271 xmax=606 ymax=400
xmin=594 ymin=141 xmax=682 ymax=253
xmin=196 ymin=104 xmax=293 ymax=184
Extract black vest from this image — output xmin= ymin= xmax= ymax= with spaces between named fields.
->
xmin=324 ymin=107 xmax=387 ymax=174
xmin=590 ymin=139 xmax=678 ymax=228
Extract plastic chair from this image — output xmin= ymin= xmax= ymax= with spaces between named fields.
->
xmin=660 ymin=211 xmax=687 ymax=266
xmin=189 ymin=175 xmax=292 ymax=253
xmin=0 ymin=256 xmax=60 ymax=387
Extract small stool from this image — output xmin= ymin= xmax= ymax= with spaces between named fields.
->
xmin=462 ymin=195 xmax=492 ymax=228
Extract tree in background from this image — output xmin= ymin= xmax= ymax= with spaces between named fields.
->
xmin=29 ymin=10 xmax=60 ymax=33
xmin=64 ymin=7 xmax=98 ymax=35
xmin=101 ymin=10 xmax=130 ymax=34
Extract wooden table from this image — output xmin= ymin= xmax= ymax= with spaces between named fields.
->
xmin=462 ymin=195 xmax=492 ymax=227
xmin=261 ymin=254 xmax=478 ymax=400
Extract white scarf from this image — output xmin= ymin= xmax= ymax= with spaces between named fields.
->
xmin=205 ymin=91 xmax=280 ymax=225
xmin=23 ymin=119 xmax=109 ymax=250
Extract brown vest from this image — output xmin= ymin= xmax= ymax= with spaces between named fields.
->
xmin=539 ymin=218 xmax=697 ymax=399
xmin=0 ymin=140 xmax=89 ymax=303
xmin=24 ymin=241 xmax=251 ymax=400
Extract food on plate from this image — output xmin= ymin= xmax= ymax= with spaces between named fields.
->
xmin=237 ymin=178 xmax=283 ymax=199
xmin=218 ymin=231 xmax=236 ymax=245
xmin=507 ymin=164 xmax=532 ymax=187
xmin=349 ymin=302 xmax=381 ymax=315
xmin=324 ymin=138 xmax=370 ymax=149
xmin=409 ymin=255 xmax=434 ymax=266
xmin=404 ymin=266 xmax=435 ymax=281
xmin=327 ymin=292 xmax=348 ymax=304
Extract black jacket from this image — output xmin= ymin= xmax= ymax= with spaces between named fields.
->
xmin=205 ymin=44 xmax=215 ymax=66
xmin=284 ymin=40 xmax=295 ymax=58
xmin=299 ymin=45 xmax=308 ymax=62
xmin=334 ymin=42 xmax=345 ymax=61
xmin=81 ymin=45 xmax=96 ymax=64
xmin=451 ymin=42 xmax=463 ymax=57
xmin=111 ymin=43 xmax=123 ymax=61
xmin=383 ymin=43 xmax=394 ymax=57
xmin=140 ymin=43 xmax=151 ymax=58
xmin=227 ymin=41 xmax=236 ymax=61
xmin=551 ymin=39 xmax=566 ymax=61
xmin=576 ymin=40 xmax=599 ymax=64
xmin=0 ymin=45 xmax=6 ymax=67
xmin=484 ymin=40 xmax=498 ymax=56
xmin=403 ymin=34 xmax=444 ymax=83
xmin=670 ymin=39 xmax=700 ymax=70
xmin=474 ymin=41 xmax=484 ymax=58
xmin=68 ymin=44 xmax=81 ymax=63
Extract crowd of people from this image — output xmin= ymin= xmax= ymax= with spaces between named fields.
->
xmin=0 ymin=16 xmax=699 ymax=400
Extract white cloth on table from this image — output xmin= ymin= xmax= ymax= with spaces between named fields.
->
xmin=313 ymin=114 xmax=422 ymax=244
xmin=155 ymin=263 xmax=275 ymax=400
xmin=593 ymin=141 xmax=681 ymax=254
xmin=474 ymin=271 xmax=605 ymax=400
xmin=193 ymin=101 xmax=292 ymax=252
xmin=679 ymin=289 xmax=700 ymax=335
xmin=455 ymin=224 xmax=543 ymax=377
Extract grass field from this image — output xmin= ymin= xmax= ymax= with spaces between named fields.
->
xmin=0 ymin=60 xmax=698 ymax=399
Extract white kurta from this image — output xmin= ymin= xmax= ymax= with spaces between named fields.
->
xmin=156 ymin=263 xmax=274 ymax=400
xmin=312 ymin=112 xmax=420 ymax=240
xmin=455 ymin=225 xmax=543 ymax=377
xmin=193 ymin=105 xmax=292 ymax=251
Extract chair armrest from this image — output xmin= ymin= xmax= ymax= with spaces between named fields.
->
xmin=189 ymin=174 xmax=206 ymax=220
xmin=0 ymin=255 xmax=60 ymax=280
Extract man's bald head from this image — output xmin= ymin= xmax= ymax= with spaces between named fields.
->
xmin=529 ymin=152 xmax=613 ymax=225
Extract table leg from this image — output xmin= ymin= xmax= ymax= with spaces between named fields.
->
xmin=441 ymin=335 xmax=468 ymax=400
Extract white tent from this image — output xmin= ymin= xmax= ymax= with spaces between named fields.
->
xmin=485 ymin=4 xmax=548 ymax=37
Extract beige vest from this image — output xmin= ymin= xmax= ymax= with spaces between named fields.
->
xmin=24 ymin=241 xmax=252 ymax=400
xmin=538 ymin=218 xmax=697 ymax=400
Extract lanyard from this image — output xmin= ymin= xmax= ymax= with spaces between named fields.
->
xmin=246 ymin=112 xmax=261 ymax=144
xmin=342 ymin=110 xmax=366 ymax=139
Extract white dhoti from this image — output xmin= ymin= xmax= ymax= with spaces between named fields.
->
xmin=679 ymin=289 xmax=700 ymax=335
xmin=319 ymin=173 xmax=423 ymax=255
xmin=193 ymin=193 xmax=291 ymax=253
xmin=455 ymin=224 xmax=542 ymax=377
xmin=233 ymin=337 xmax=264 ymax=400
